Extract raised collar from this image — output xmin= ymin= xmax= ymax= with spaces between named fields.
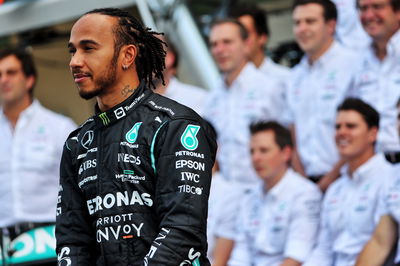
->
xmin=93 ymin=82 xmax=152 ymax=128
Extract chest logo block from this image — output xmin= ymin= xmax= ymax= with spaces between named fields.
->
xmin=181 ymin=125 xmax=200 ymax=151
xmin=126 ymin=122 xmax=143 ymax=144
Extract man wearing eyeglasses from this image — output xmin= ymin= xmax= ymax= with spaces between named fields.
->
xmin=352 ymin=0 xmax=400 ymax=165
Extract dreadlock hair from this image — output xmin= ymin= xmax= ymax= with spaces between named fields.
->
xmin=85 ymin=8 xmax=166 ymax=89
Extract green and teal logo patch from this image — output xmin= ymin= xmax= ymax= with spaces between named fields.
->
xmin=181 ymin=125 xmax=200 ymax=151
xmin=126 ymin=122 xmax=142 ymax=143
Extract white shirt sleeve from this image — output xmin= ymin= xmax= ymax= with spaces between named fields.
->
xmin=214 ymin=190 xmax=242 ymax=240
xmin=284 ymin=187 xmax=322 ymax=262
xmin=303 ymin=189 xmax=335 ymax=266
xmin=228 ymin=198 xmax=252 ymax=266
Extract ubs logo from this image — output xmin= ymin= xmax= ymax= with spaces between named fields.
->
xmin=81 ymin=130 xmax=94 ymax=149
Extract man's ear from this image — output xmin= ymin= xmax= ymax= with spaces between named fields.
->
xmin=258 ymin=34 xmax=268 ymax=49
xmin=121 ymin=44 xmax=137 ymax=69
xmin=25 ymin=75 xmax=35 ymax=93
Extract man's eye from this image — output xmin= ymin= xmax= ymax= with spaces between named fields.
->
xmin=68 ymin=48 xmax=76 ymax=54
xmin=84 ymin=47 xmax=94 ymax=51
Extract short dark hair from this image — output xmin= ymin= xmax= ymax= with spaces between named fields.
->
xmin=337 ymin=98 xmax=380 ymax=129
xmin=0 ymin=48 xmax=37 ymax=96
xmin=210 ymin=18 xmax=249 ymax=40
xmin=356 ymin=0 xmax=400 ymax=11
xmin=292 ymin=0 xmax=338 ymax=21
xmin=85 ymin=8 xmax=166 ymax=89
xmin=229 ymin=3 xmax=270 ymax=36
xmin=250 ymin=121 xmax=293 ymax=149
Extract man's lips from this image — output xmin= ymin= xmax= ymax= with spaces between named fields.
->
xmin=73 ymin=73 xmax=91 ymax=83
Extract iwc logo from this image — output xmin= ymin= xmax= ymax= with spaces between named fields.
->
xmin=181 ymin=125 xmax=200 ymax=151
xmin=126 ymin=122 xmax=142 ymax=143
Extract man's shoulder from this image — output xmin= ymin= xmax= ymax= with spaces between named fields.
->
xmin=260 ymin=57 xmax=290 ymax=78
xmin=286 ymin=170 xmax=321 ymax=197
xmin=145 ymin=92 xmax=203 ymax=122
xmin=328 ymin=43 xmax=363 ymax=67
xmin=238 ymin=63 xmax=282 ymax=92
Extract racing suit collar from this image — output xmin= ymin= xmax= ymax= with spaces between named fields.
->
xmin=93 ymin=82 xmax=152 ymax=128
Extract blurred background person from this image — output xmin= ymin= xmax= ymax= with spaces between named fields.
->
xmin=204 ymin=18 xmax=283 ymax=186
xmin=355 ymin=97 xmax=400 ymax=266
xmin=352 ymin=0 xmax=400 ymax=164
xmin=154 ymin=36 xmax=208 ymax=115
xmin=332 ymin=0 xmax=371 ymax=49
xmin=304 ymin=98 xmax=395 ymax=266
xmin=284 ymin=0 xmax=361 ymax=191
xmin=229 ymin=121 xmax=321 ymax=266
xmin=229 ymin=3 xmax=290 ymax=80
xmin=0 ymin=48 xmax=76 ymax=240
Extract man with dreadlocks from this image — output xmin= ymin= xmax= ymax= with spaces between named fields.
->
xmin=55 ymin=8 xmax=217 ymax=266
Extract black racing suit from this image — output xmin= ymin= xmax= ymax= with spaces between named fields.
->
xmin=56 ymin=83 xmax=217 ymax=266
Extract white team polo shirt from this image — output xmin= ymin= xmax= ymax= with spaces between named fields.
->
xmin=284 ymin=41 xmax=360 ymax=176
xmin=163 ymin=76 xmax=209 ymax=115
xmin=204 ymin=62 xmax=283 ymax=184
xmin=229 ymin=169 xmax=322 ymax=266
xmin=352 ymin=30 xmax=400 ymax=153
xmin=304 ymin=153 xmax=394 ymax=266
xmin=0 ymin=100 xmax=76 ymax=227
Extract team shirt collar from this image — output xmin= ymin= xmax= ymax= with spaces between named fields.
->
xmin=341 ymin=153 xmax=384 ymax=184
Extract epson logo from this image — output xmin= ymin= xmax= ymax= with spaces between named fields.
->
xmin=181 ymin=172 xmax=200 ymax=183
xmin=175 ymin=160 xmax=205 ymax=171
xmin=87 ymin=191 xmax=153 ymax=215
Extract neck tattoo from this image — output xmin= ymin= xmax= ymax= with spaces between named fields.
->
xmin=121 ymin=85 xmax=135 ymax=97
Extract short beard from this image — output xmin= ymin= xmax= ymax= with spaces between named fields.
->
xmin=78 ymin=53 xmax=118 ymax=100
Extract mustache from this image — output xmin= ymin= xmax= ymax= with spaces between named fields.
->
xmin=71 ymin=67 xmax=91 ymax=76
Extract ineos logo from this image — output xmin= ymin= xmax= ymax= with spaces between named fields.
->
xmin=81 ymin=130 xmax=94 ymax=149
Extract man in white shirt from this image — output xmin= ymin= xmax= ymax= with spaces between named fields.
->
xmin=285 ymin=0 xmax=361 ymax=190
xmin=355 ymin=174 xmax=400 ymax=265
xmin=304 ymin=98 xmax=395 ymax=266
xmin=204 ymin=18 xmax=282 ymax=184
xmin=355 ymin=98 xmax=400 ymax=265
xmin=229 ymin=3 xmax=290 ymax=81
xmin=229 ymin=121 xmax=321 ymax=266
xmin=352 ymin=0 xmax=400 ymax=164
xmin=154 ymin=37 xmax=208 ymax=115
xmin=0 ymin=48 xmax=76 ymax=237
